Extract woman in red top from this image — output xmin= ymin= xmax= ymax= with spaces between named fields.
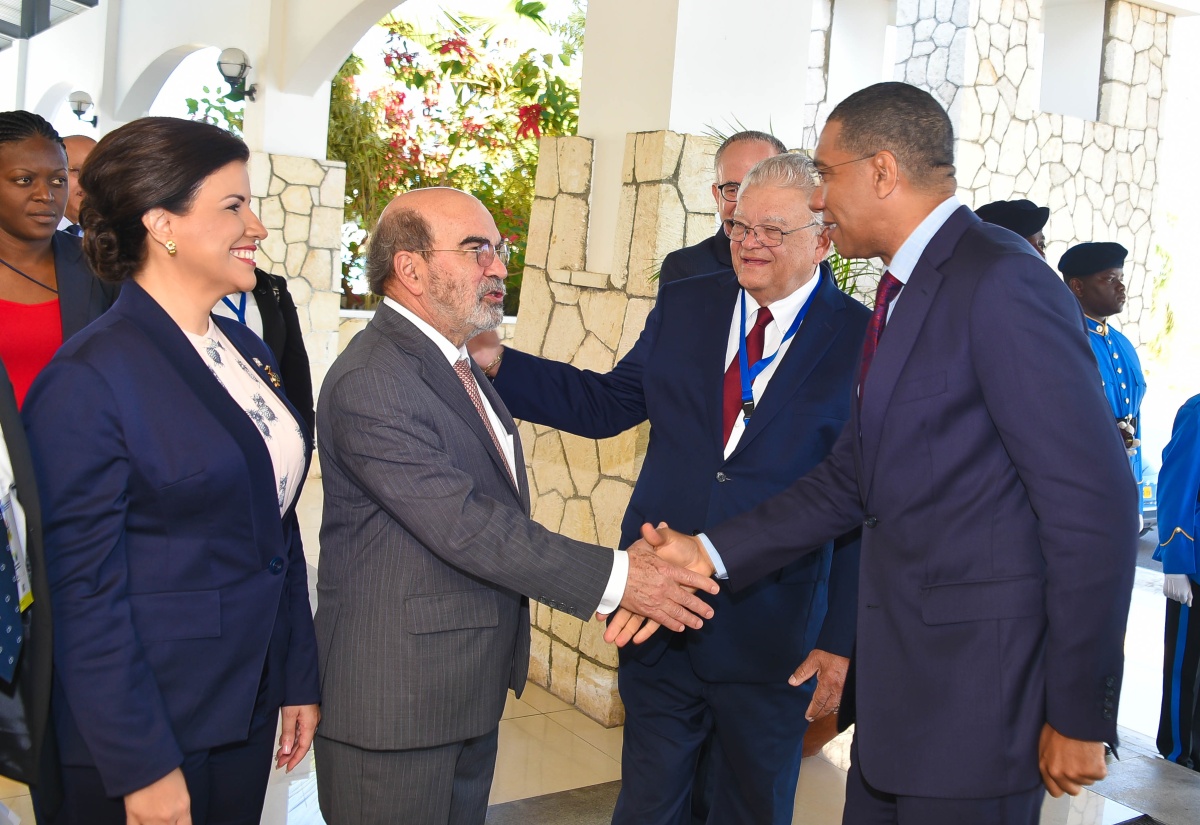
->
xmin=0 ymin=111 xmax=115 ymax=406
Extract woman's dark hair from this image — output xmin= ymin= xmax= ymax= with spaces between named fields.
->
xmin=0 ymin=110 xmax=65 ymax=151
xmin=79 ymin=117 xmax=250 ymax=283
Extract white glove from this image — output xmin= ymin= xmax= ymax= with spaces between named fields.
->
xmin=1163 ymin=574 xmax=1194 ymax=607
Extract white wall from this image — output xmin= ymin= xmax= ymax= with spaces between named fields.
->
xmin=1041 ymin=0 xmax=1106 ymax=121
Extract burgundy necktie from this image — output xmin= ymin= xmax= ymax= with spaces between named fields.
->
xmin=722 ymin=307 xmax=773 ymax=445
xmin=454 ymin=358 xmax=517 ymax=486
xmin=858 ymin=271 xmax=904 ymax=407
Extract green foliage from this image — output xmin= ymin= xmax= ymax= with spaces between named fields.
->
xmin=1146 ymin=236 xmax=1175 ymax=363
xmin=326 ymin=3 xmax=582 ymax=312
xmin=184 ymin=85 xmax=244 ymax=136
xmin=826 ymin=249 xmax=879 ymax=301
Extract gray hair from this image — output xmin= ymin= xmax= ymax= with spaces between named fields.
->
xmin=740 ymin=152 xmax=819 ymax=194
xmin=713 ymin=130 xmax=787 ymax=170
xmin=365 ymin=206 xmax=433 ymax=296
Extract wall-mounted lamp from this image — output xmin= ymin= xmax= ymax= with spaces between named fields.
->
xmin=68 ymin=91 xmax=97 ymax=127
xmin=217 ymin=48 xmax=258 ymax=102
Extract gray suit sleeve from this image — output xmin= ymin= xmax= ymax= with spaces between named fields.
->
xmin=323 ymin=364 xmax=614 ymax=619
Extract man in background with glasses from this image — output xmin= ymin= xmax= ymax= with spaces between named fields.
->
xmin=313 ymin=187 xmax=719 ymax=825
xmin=472 ymin=156 xmax=868 ymax=824
xmin=658 ymin=131 xmax=786 ymax=290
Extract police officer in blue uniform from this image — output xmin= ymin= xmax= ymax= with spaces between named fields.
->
xmin=974 ymin=198 xmax=1050 ymax=258
xmin=1153 ymin=394 xmax=1200 ymax=770
xmin=1058 ymin=242 xmax=1146 ymax=504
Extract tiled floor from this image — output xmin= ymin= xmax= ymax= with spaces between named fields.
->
xmin=0 ymin=483 xmax=1188 ymax=824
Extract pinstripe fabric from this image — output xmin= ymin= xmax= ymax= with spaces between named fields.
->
xmin=314 ymin=304 xmax=614 ymax=757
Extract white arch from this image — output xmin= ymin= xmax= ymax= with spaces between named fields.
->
xmin=281 ymin=0 xmax=409 ymax=95
xmin=115 ymin=44 xmax=211 ymax=122
xmin=32 ymin=81 xmax=74 ymax=121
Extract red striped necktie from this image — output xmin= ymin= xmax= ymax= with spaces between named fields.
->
xmin=858 ymin=271 xmax=903 ymax=407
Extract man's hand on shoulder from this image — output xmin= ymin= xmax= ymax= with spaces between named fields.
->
xmin=467 ymin=329 xmax=504 ymax=377
xmin=1038 ymin=723 xmax=1107 ymax=797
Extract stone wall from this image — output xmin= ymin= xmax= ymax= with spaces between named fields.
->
xmin=248 ymin=152 xmax=347 ymax=400
xmin=801 ymin=0 xmax=1170 ymax=345
xmin=513 ymin=132 xmax=716 ymax=726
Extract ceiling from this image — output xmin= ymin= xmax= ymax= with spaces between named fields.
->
xmin=0 ymin=0 xmax=98 ymax=52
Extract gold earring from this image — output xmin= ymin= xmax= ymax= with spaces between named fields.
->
xmin=165 ymin=240 xmax=177 ymax=256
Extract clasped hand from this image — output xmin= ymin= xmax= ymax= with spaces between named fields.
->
xmin=600 ymin=523 xmax=717 ymax=646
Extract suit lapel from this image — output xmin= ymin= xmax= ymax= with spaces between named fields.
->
xmin=373 ymin=307 xmax=523 ymax=503
xmin=475 ymin=365 xmax=529 ymax=508
xmin=53 ymin=233 xmax=94 ymax=340
xmin=858 ymin=207 xmax=976 ymax=497
xmin=729 ymin=267 xmax=844 ymax=461
xmin=702 ymin=273 xmax=741 ymax=455
xmin=114 ymin=283 xmax=284 ymax=557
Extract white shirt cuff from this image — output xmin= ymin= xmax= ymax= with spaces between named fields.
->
xmin=596 ymin=548 xmax=629 ymax=614
xmin=697 ymin=533 xmax=729 ymax=579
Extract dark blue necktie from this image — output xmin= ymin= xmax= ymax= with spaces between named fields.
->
xmin=0 ymin=507 xmax=24 ymax=684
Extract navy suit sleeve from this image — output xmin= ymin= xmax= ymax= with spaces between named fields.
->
xmin=814 ymin=529 xmax=860 ymax=657
xmin=23 ymin=359 xmax=184 ymax=797
xmin=969 ymin=255 xmax=1136 ymax=743
xmin=492 ymin=302 xmax=662 ymax=438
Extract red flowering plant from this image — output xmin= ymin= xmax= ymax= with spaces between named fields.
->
xmin=327 ymin=2 xmax=581 ymax=313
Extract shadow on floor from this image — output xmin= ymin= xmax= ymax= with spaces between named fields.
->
xmin=486 ymin=781 xmax=621 ymax=825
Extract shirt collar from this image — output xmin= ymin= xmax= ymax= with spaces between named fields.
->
xmin=382 ymin=296 xmax=467 ymax=365
xmin=743 ymin=266 xmax=822 ymax=331
xmin=886 ymin=196 xmax=962 ymax=284
xmin=1085 ymin=316 xmax=1110 ymax=336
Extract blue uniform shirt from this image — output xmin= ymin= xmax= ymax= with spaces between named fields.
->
xmin=1086 ymin=317 xmax=1146 ymax=500
xmin=1153 ymin=394 xmax=1200 ymax=585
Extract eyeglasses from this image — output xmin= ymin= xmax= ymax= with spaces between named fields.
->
xmin=715 ymin=182 xmax=741 ymax=202
xmin=811 ymin=153 xmax=878 ymax=184
xmin=722 ymin=218 xmax=823 ymax=247
xmin=413 ymin=240 xmax=511 ymax=268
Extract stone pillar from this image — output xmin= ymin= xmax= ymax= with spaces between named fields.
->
xmin=248 ymin=152 xmax=347 ymax=406
xmin=517 ymin=131 xmax=715 ymax=727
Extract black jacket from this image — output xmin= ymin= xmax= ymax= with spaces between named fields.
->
xmin=251 ymin=269 xmax=315 ymax=433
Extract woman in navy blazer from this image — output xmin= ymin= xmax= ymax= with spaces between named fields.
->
xmin=22 ymin=118 xmax=319 ymax=825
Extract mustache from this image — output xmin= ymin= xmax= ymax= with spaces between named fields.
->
xmin=477 ymin=277 xmax=507 ymax=299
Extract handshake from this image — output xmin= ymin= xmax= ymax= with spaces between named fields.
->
xmin=606 ymin=523 xmax=719 ymax=647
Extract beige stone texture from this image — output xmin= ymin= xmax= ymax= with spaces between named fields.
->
xmin=570 ymin=271 xmax=609 ymax=289
xmin=272 ymin=155 xmax=327 ymax=186
xmin=678 ymin=135 xmax=718 ymax=213
xmin=560 ymin=498 xmax=599 ymax=544
xmin=579 ymin=290 xmax=628 ymax=351
xmin=578 ymin=615 xmax=620 ymax=668
xmin=548 ymin=280 xmax=580 ymax=303
xmin=259 ymin=196 xmax=285 ymax=231
xmin=557 ymin=136 xmax=594 ymax=195
xmin=628 ymin=185 xmax=685 ymax=298
xmin=685 ymin=212 xmax=717 ymax=248
xmin=531 ymin=488 xmax=565 ymax=531
xmin=528 ymin=628 xmax=550 ymax=685
xmin=318 ymin=167 xmax=346 ymax=208
xmin=549 ymin=640 xmax=580 ymax=704
xmin=535 ymin=599 xmax=552 ymax=631
xmin=301 ymin=249 xmax=336 ymax=291
xmin=285 ymin=244 xmax=307 ymax=277
xmin=280 ymin=184 xmax=313 ymax=215
xmin=260 ymin=234 xmax=287 ymax=267
xmin=310 ymin=207 xmax=344 ymax=250
xmin=561 ymin=434 xmax=602 ymax=498
xmin=283 ymin=212 xmax=311 ymax=245
xmin=610 ymin=184 xmax=638 ymax=291
xmin=547 ymin=195 xmax=588 ymax=271
xmin=590 ymin=477 xmax=636 ymax=550
xmin=542 ymin=304 xmax=587 ymax=364
xmin=513 ymin=268 xmax=553 ymax=355
xmin=575 ymin=659 xmax=624 ymax=727
xmin=249 ymin=152 xmax=272 ymax=196
xmin=526 ymin=198 xmax=555 ymax=271
xmin=551 ymin=610 xmax=584 ymax=647
xmin=621 ymin=133 xmax=637 ymax=183
xmin=574 ymin=334 xmax=616 ymax=376
xmin=532 ymin=431 xmax=575 ymax=498
xmin=268 ymin=175 xmax=287 ymax=196
xmin=634 ymin=131 xmax=684 ymax=183
xmin=534 ymin=136 xmax=560 ymax=199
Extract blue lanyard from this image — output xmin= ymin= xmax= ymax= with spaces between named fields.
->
xmin=221 ymin=292 xmax=248 ymax=325
xmin=737 ymin=271 xmax=822 ymax=422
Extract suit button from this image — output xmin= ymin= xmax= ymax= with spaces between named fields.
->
xmin=1102 ymin=710 xmax=1113 ymax=720
xmin=1104 ymin=688 xmax=1115 ymax=698
xmin=1105 ymin=676 xmax=1116 ymax=687
xmin=716 ymin=472 xmax=728 ymax=482
xmin=864 ymin=516 xmax=878 ymax=528
xmin=268 ymin=556 xmax=285 ymax=574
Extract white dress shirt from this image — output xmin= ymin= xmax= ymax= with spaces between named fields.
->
xmin=381 ymin=298 xmax=629 ymax=613
xmin=721 ymin=270 xmax=822 ymax=458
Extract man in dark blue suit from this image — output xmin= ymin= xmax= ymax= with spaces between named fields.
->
xmin=473 ymin=153 xmax=867 ymax=824
xmin=623 ymin=83 xmax=1137 ymax=825
xmin=658 ymin=131 xmax=785 ymax=289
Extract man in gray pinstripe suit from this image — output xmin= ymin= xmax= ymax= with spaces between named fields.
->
xmin=313 ymin=188 xmax=719 ymax=825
